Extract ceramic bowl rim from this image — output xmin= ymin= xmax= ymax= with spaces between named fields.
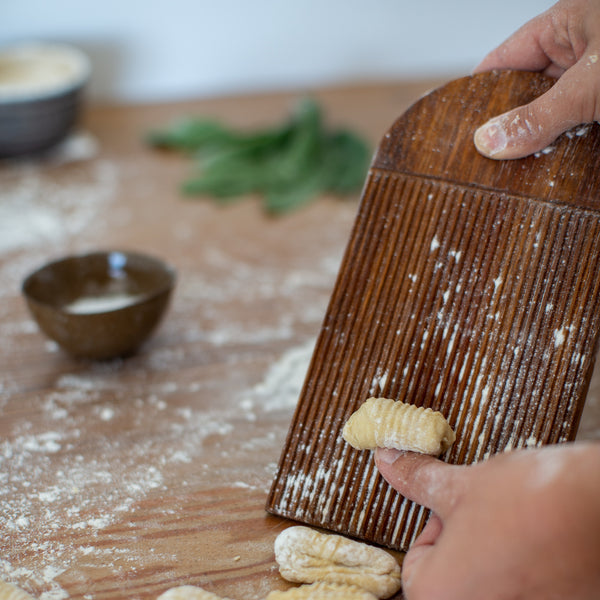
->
xmin=0 ymin=42 xmax=91 ymax=106
xmin=22 ymin=249 xmax=177 ymax=315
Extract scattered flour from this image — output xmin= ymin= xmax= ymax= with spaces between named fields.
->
xmin=0 ymin=336 xmax=319 ymax=597
xmin=244 ymin=339 xmax=315 ymax=412
xmin=0 ymin=157 xmax=117 ymax=256
xmin=0 ymin=141 xmax=349 ymax=598
xmin=554 ymin=327 xmax=566 ymax=347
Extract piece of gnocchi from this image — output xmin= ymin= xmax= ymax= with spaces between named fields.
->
xmin=157 ymin=585 xmax=233 ymax=600
xmin=266 ymin=581 xmax=378 ymax=600
xmin=342 ymin=397 xmax=455 ymax=456
xmin=0 ymin=581 xmax=35 ymax=600
xmin=273 ymin=526 xmax=402 ymax=599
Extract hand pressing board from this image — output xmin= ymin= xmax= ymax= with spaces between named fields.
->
xmin=266 ymin=70 xmax=600 ymax=551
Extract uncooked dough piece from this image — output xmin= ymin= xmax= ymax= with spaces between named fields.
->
xmin=342 ymin=397 xmax=455 ymax=456
xmin=157 ymin=585 xmax=233 ymax=600
xmin=266 ymin=581 xmax=378 ymax=600
xmin=273 ymin=526 xmax=402 ymax=599
xmin=0 ymin=581 xmax=35 ymax=600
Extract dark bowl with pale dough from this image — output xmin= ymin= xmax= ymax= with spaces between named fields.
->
xmin=0 ymin=42 xmax=90 ymax=157
xmin=22 ymin=250 xmax=176 ymax=360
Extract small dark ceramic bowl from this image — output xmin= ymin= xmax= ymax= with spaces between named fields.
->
xmin=0 ymin=42 xmax=90 ymax=158
xmin=22 ymin=250 xmax=176 ymax=360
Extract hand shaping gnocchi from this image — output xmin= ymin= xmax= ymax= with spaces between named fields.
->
xmin=273 ymin=526 xmax=402 ymax=598
xmin=342 ymin=397 xmax=455 ymax=456
xmin=157 ymin=586 xmax=233 ymax=600
xmin=0 ymin=581 xmax=35 ymax=600
xmin=266 ymin=582 xmax=378 ymax=600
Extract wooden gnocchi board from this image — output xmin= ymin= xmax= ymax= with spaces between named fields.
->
xmin=266 ymin=71 xmax=600 ymax=552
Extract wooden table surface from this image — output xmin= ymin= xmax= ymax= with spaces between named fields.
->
xmin=1 ymin=79 xmax=599 ymax=600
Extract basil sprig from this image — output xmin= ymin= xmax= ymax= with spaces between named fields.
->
xmin=147 ymin=99 xmax=370 ymax=215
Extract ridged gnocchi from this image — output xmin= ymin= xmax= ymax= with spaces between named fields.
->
xmin=342 ymin=397 xmax=455 ymax=456
xmin=266 ymin=582 xmax=378 ymax=600
xmin=0 ymin=581 xmax=35 ymax=600
xmin=273 ymin=526 xmax=402 ymax=598
xmin=157 ymin=585 xmax=233 ymax=600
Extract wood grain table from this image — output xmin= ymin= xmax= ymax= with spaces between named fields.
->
xmin=1 ymin=79 xmax=599 ymax=600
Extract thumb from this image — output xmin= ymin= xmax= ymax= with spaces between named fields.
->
xmin=374 ymin=448 xmax=460 ymax=517
xmin=473 ymin=59 xmax=600 ymax=159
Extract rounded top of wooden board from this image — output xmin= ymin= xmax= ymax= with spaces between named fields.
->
xmin=373 ymin=70 xmax=600 ymax=211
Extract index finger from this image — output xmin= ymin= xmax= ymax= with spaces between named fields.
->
xmin=473 ymin=9 xmax=564 ymax=74
xmin=375 ymin=448 xmax=461 ymax=517
xmin=474 ymin=30 xmax=552 ymax=74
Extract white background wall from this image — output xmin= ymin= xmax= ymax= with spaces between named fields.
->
xmin=2 ymin=0 xmax=552 ymax=103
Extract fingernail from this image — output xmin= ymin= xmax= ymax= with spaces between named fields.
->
xmin=376 ymin=447 xmax=403 ymax=465
xmin=474 ymin=119 xmax=507 ymax=156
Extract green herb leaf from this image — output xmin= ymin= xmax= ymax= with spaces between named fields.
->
xmin=147 ymin=98 xmax=370 ymax=214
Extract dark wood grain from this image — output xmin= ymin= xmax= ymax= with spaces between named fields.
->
xmin=267 ymin=71 xmax=600 ymax=551
xmin=376 ymin=70 xmax=600 ymax=209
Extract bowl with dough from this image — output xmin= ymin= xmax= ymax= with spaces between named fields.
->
xmin=0 ymin=41 xmax=90 ymax=157
xmin=22 ymin=250 xmax=176 ymax=360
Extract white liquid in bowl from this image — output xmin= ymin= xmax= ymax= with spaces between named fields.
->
xmin=64 ymin=293 xmax=144 ymax=315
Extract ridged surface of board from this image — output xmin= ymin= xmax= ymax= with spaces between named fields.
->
xmin=266 ymin=71 xmax=600 ymax=550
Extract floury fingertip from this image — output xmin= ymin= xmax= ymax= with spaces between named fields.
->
xmin=474 ymin=119 xmax=508 ymax=156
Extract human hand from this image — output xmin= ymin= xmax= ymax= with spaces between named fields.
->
xmin=473 ymin=0 xmax=600 ymax=159
xmin=374 ymin=442 xmax=600 ymax=600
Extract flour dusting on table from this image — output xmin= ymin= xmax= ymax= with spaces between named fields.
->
xmin=0 ymin=156 xmax=338 ymax=597
xmin=0 ymin=159 xmax=116 ymax=256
